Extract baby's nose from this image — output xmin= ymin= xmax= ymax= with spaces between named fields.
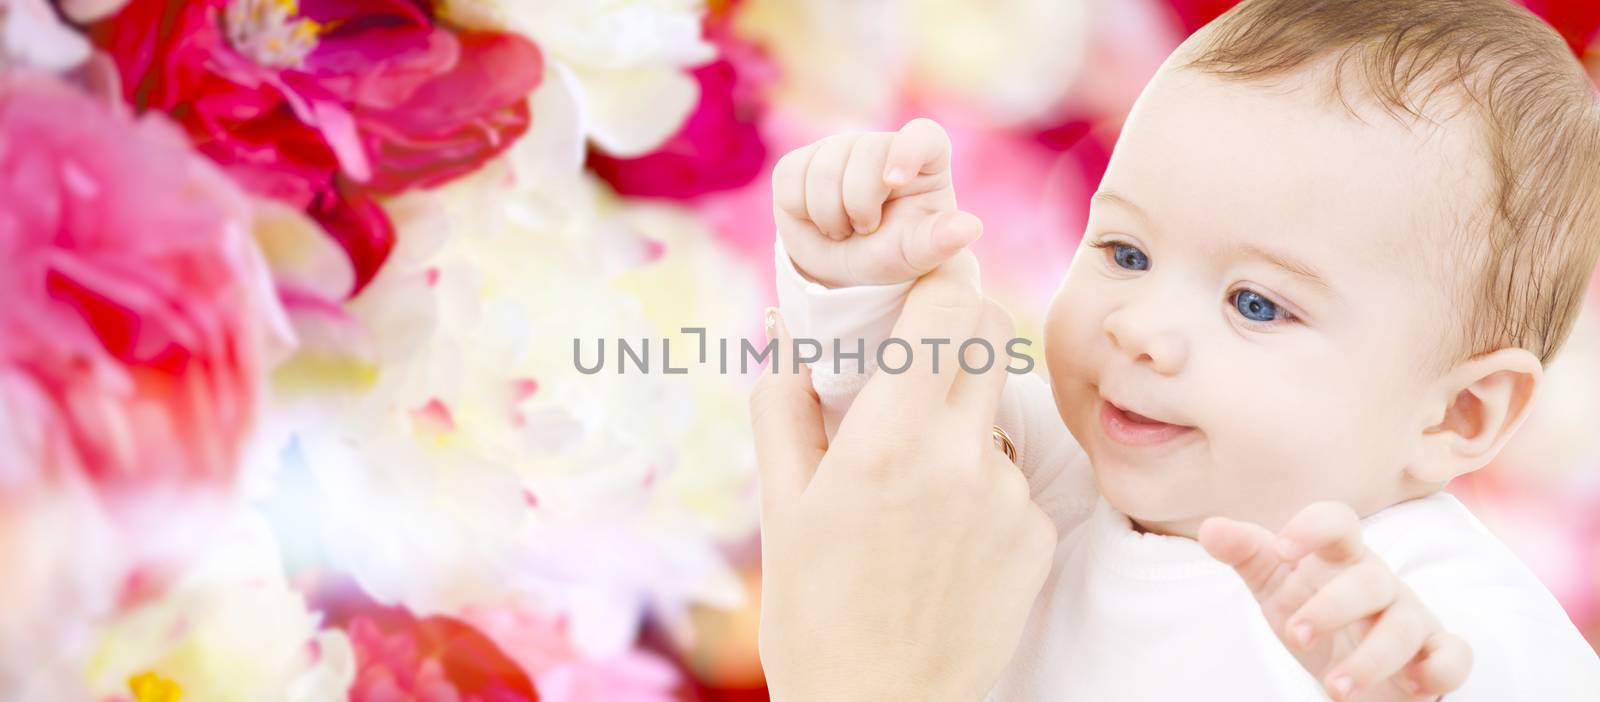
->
xmin=1102 ymin=304 xmax=1188 ymax=375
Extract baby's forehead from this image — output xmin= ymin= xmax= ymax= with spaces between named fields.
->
xmin=1092 ymin=66 xmax=1486 ymax=337
xmin=1115 ymin=64 xmax=1487 ymax=275
xmin=1150 ymin=1 xmax=1600 ymax=371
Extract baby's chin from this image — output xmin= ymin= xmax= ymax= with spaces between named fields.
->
xmin=1069 ymin=428 xmax=1209 ymax=534
xmin=1055 ymin=384 xmax=1218 ymax=534
xmin=1088 ymin=453 xmax=1213 ymax=537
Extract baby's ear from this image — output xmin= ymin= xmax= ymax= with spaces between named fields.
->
xmin=1408 ymin=347 xmax=1542 ymax=484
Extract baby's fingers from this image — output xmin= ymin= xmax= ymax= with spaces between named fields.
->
xmin=1323 ymin=602 xmax=1431 ymax=701
xmin=1278 ymin=500 xmax=1364 ymax=565
xmin=1402 ymin=631 xmax=1472 ymax=698
xmin=841 ymin=209 xmax=982 ymax=285
xmin=1286 ymin=558 xmax=1397 ymax=649
xmin=772 ymin=141 xmax=821 ymax=223
xmin=883 ymin=117 xmax=952 ymax=187
xmin=1198 ymin=516 xmax=1286 ymax=597
xmin=806 ymin=134 xmax=860 ymax=241
xmin=841 ymin=133 xmax=892 ymax=235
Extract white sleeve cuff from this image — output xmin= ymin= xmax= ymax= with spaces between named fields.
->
xmin=771 ymin=234 xmax=913 ymax=378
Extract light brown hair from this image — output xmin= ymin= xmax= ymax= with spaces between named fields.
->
xmin=1186 ymin=0 xmax=1600 ymax=369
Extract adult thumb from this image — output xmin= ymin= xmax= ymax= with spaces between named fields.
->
xmin=749 ymin=307 xmax=827 ymax=515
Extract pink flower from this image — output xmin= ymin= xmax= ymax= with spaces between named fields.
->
xmin=315 ymin=580 xmax=541 ymax=702
xmin=0 ymin=68 xmax=281 ymax=488
xmin=461 ymin=606 xmax=682 ymax=702
xmin=89 ymin=0 xmax=544 ymax=295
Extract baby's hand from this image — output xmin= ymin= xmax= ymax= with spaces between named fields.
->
xmin=772 ymin=117 xmax=983 ymax=288
xmin=1199 ymin=502 xmax=1473 ymax=702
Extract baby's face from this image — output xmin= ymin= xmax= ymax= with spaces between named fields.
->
xmin=1043 ymin=59 xmax=1483 ymax=536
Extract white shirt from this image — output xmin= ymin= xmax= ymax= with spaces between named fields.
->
xmin=772 ymin=236 xmax=1600 ymax=701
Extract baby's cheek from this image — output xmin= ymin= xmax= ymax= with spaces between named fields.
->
xmin=1041 ymin=303 xmax=1086 ymax=376
xmin=1268 ymin=413 xmax=1389 ymax=507
xmin=1206 ymin=393 xmax=1349 ymax=500
xmin=1042 ymin=283 xmax=1105 ymax=358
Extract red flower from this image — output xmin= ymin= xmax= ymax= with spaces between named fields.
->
xmin=1519 ymin=0 xmax=1600 ymax=57
xmin=90 ymin=0 xmax=543 ymax=295
xmin=1158 ymin=0 xmax=1243 ymax=35
xmin=1158 ymin=1 xmax=1599 ymax=60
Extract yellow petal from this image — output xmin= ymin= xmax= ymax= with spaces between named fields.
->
xmin=129 ymin=671 xmax=182 ymax=702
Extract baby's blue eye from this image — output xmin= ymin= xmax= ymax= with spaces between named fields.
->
xmin=1110 ymin=243 xmax=1149 ymax=271
xmin=1232 ymin=290 xmax=1282 ymax=322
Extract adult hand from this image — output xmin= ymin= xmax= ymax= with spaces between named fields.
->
xmin=750 ymin=254 xmax=1058 ymax=702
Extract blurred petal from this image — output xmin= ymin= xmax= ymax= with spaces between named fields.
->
xmin=588 ymin=58 xmax=768 ymax=200
xmin=2 ymin=0 xmax=93 ymax=70
xmin=578 ymin=63 xmax=701 ymax=158
xmin=60 ymin=0 xmax=133 ymax=23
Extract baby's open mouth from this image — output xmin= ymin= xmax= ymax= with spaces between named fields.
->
xmin=1098 ymin=397 xmax=1195 ymax=447
xmin=1117 ymin=405 xmax=1165 ymax=424
xmin=1104 ymin=397 xmax=1186 ymax=427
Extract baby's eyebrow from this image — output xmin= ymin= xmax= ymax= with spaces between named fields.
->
xmin=1092 ymin=189 xmax=1334 ymax=294
xmin=1231 ymin=242 xmax=1332 ymax=293
xmin=1091 ymin=190 xmax=1151 ymax=228
xmin=1088 ymin=189 xmax=1337 ymax=294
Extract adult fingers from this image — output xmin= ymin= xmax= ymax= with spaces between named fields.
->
xmin=1277 ymin=500 xmax=1365 ymax=565
xmin=947 ymin=297 xmax=1015 ymax=429
xmin=749 ymin=308 xmax=827 ymax=515
xmin=853 ymin=250 xmax=984 ymax=416
xmin=984 ymin=450 xmax=1055 ymax=571
xmin=882 ymin=117 xmax=952 ymax=188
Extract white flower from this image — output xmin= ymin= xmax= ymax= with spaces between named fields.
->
xmin=441 ymin=0 xmax=717 ymax=158
xmin=84 ymin=511 xmax=354 ymax=702
xmin=0 ymin=471 xmax=120 ymax=701
xmin=898 ymin=0 xmax=1093 ymax=125
xmin=0 ymin=467 xmax=292 ymax=700
xmin=264 ymin=164 xmax=757 ymax=661
xmin=732 ymin=0 xmax=1094 ymax=126
xmin=0 ymin=0 xmax=93 ymax=71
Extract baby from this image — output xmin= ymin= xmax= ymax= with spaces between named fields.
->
xmin=768 ymin=0 xmax=1600 ymax=700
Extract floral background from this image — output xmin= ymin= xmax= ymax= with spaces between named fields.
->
xmin=1 ymin=0 xmax=1596 ymax=699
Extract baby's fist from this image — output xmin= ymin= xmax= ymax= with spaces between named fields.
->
xmin=772 ymin=117 xmax=982 ymax=288
xmin=1200 ymin=502 xmax=1473 ymax=701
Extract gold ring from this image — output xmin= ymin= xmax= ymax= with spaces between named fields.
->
xmin=991 ymin=425 xmax=1017 ymax=463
